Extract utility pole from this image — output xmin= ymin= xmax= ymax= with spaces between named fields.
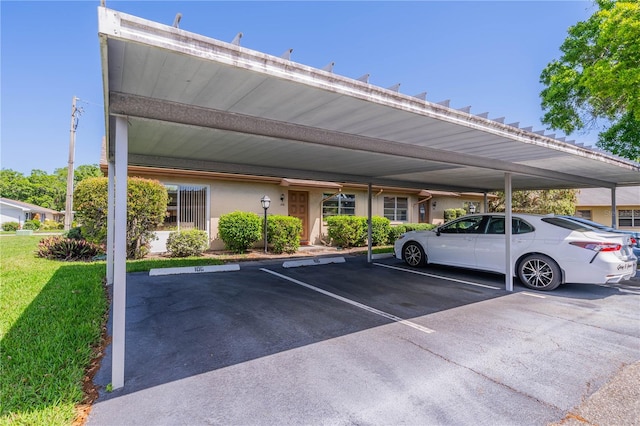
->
xmin=64 ymin=96 xmax=80 ymax=231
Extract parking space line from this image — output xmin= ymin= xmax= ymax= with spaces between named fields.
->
xmin=260 ymin=268 xmax=435 ymax=334
xmin=373 ymin=263 xmax=501 ymax=290
xmin=519 ymin=292 xmax=546 ymax=298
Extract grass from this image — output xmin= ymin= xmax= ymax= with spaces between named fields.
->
xmin=0 ymin=236 xmax=224 ymax=425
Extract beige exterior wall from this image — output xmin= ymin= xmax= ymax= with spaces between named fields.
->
xmin=575 ymin=206 xmax=640 ymax=231
xmin=128 ymin=168 xmax=491 ymax=252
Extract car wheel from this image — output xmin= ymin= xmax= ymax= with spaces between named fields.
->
xmin=403 ymin=242 xmax=426 ymax=267
xmin=518 ymin=254 xmax=561 ymax=291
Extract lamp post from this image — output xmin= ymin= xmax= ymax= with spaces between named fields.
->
xmin=261 ymin=195 xmax=271 ymax=253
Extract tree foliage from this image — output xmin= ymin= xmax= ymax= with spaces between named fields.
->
xmin=74 ymin=177 xmax=168 ymax=259
xmin=539 ymin=0 xmax=640 ymax=160
xmin=489 ymin=189 xmax=577 ymax=215
xmin=0 ymin=165 xmax=102 ymax=211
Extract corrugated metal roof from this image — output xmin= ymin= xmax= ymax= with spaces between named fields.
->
xmin=98 ymin=7 xmax=640 ymax=193
xmin=576 ymin=187 xmax=640 ymax=206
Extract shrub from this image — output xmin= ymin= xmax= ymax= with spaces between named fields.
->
xmin=404 ymin=223 xmax=437 ymax=232
xmin=326 ymin=216 xmax=366 ymax=248
xmin=41 ymin=219 xmax=63 ymax=230
xmin=36 ymin=236 xmax=104 ymax=261
xmin=23 ymin=219 xmax=41 ymax=230
xmin=388 ymin=224 xmax=407 ymax=242
xmin=74 ymin=177 xmax=168 ymax=259
xmin=444 ymin=209 xmax=457 ymax=222
xmin=267 ymin=215 xmax=302 ymax=254
xmin=327 ymin=216 xmax=394 ymax=247
xmin=218 ymin=211 xmax=262 ymax=253
xmin=455 ymin=208 xmax=467 ymax=218
xmin=166 ymin=229 xmax=210 ymax=257
xmin=388 ymin=223 xmax=436 ymax=242
xmin=2 ymin=221 xmax=20 ymax=231
xmin=65 ymin=226 xmax=84 ymax=240
xmin=370 ymin=216 xmax=391 ymax=246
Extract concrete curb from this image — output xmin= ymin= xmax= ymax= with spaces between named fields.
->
xmin=149 ymin=264 xmax=240 ymax=276
xmin=283 ymin=256 xmax=346 ymax=269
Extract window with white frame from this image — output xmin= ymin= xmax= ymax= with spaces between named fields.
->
xmin=384 ymin=196 xmax=408 ymax=221
xmin=618 ymin=209 xmax=640 ymax=227
xmin=157 ymin=184 xmax=208 ymax=231
xmin=322 ymin=193 xmax=356 ymax=218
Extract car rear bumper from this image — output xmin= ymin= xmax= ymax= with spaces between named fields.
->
xmin=564 ymin=257 xmax=637 ymax=284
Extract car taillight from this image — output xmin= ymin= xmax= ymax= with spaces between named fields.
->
xmin=631 ymin=237 xmax=637 ymax=246
xmin=569 ymin=241 xmax=621 ymax=252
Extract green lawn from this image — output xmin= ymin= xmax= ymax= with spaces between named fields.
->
xmin=0 ymin=236 xmax=223 ymax=425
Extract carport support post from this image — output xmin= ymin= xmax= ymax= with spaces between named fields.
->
xmin=611 ymin=188 xmax=617 ymax=228
xmin=505 ymin=173 xmax=513 ymax=292
xmin=106 ymin=159 xmax=115 ymax=286
xmin=367 ymin=183 xmax=372 ymax=263
xmin=112 ymin=116 xmax=128 ymax=389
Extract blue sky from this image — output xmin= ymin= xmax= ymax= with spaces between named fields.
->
xmin=1 ymin=1 xmax=597 ymax=175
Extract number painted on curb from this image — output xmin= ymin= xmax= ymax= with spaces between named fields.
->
xmin=194 ymin=266 xmax=205 ymax=272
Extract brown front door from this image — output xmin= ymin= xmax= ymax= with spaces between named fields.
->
xmin=288 ymin=191 xmax=309 ymax=243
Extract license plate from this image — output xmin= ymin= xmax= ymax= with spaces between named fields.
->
xmin=617 ymin=262 xmax=636 ymax=273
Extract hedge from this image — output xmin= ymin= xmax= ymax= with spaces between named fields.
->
xmin=325 ymin=215 xmax=392 ymax=248
xmin=218 ymin=211 xmax=262 ymax=253
xmin=166 ymin=229 xmax=210 ymax=257
xmin=267 ymin=215 xmax=303 ymax=254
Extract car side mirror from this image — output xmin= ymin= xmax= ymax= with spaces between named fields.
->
xmin=436 ymin=229 xmax=441 ymax=236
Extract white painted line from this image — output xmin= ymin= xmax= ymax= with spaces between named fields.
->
xmin=519 ymin=292 xmax=546 ymax=298
xmin=149 ymin=264 xmax=240 ymax=276
xmin=282 ymin=256 xmax=345 ymax=269
xmin=373 ymin=262 xmax=501 ymax=290
xmin=261 ymin=268 xmax=435 ymax=334
xmin=617 ymin=288 xmax=640 ymax=295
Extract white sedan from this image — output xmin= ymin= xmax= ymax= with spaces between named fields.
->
xmin=394 ymin=213 xmax=637 ymax=291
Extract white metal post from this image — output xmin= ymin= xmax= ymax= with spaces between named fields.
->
xmin=505 ymin=173 xmax=513 ymax=292
xmin=611 ymin=187 xmax=617 ymax=228
xmin=106 ymin=160 xmax=115 ymax=286
xmin=367 ymin=183 xmax=372 ymax=263
xmin=112 ymin=116 xmax=128 ymax=389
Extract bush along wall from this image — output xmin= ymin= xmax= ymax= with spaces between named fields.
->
xmin=326 ymin=215 xmax=393 ymax=248
xmin=218 ymin=211 xmax=262 ymax=253
xmin=166 ymin=229 xmax=210 ymax=257
xmin=267 ymin=215 xmax=302 ymax=254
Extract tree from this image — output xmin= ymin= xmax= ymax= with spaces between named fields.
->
xmin=488 ymin=189 xmax=577 ymax=215
xmin=74 ymin=177 xmax=168 ymax=259
xmin=26 ymin=169 xmax=66 ymax=210
xmin=539 ymin=0 xmax=640 ymax=161
xmin=0 ymin=169 xmax=32 ymax=201
xmin=55 ymin=164 xmax=103 ymax=185
xmin=0 ymin=165 xmax=105 ymax=211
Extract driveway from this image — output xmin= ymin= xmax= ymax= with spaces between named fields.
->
xmin=88 ymin=255 xmax=640 ymax=425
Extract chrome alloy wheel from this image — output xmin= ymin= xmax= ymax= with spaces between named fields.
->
xmin=518 ymin=254 xmax=561 ymax=291
xmin=403 ymin=242 xmax=424 ymax=267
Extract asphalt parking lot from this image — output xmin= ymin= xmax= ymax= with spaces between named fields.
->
xmin=88 ymin=255 xmax=640 ymax=425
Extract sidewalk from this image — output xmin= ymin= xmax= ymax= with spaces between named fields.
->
xmin=551 ymin=361 xmax=640 ymax=426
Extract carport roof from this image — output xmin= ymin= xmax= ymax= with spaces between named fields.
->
xmin=98 ymin=7 xmax=640 ymax=193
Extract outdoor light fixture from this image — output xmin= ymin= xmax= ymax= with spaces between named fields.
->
xmin=280 ymin=193 xmax=285 ymax=205
xmin=432 ymin=201 xmax=437 ymax=209
xmin=469 ymin=203 xmax=477 ymax=214
xmin=261 ymin=195 xmax=271 ymax=253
